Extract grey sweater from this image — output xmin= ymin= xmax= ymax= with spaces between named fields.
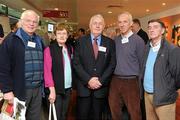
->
xmin=114 ymin=33 xmax=145 ymax=76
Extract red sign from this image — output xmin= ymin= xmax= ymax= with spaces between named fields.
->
xmin=42 ymin=10 xmax=68 ymax=18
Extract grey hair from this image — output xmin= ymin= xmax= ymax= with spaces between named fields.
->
xmin=89 ymin=14 xmax=105 ymax=26
xmin=118 ymin=11 xmax=133 ymax=24
xmin=20 ymin=10 xmax=40 ymax=22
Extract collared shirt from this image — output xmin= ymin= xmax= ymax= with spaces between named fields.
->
xmin=62 ymin=46 xmax=72 ymax=89
xmin=90 ymin=34 xmax=101 ymax=46
xmin=121 ymin=30 xmax=133 ymax=39
xmin=121 ymin=31 xmax=133 ymax=44
xmin=150 ymin=40 xmax=161 ymax=52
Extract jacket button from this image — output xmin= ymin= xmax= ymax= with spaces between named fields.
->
xmin=94 ymin=68 xmax=96 ymax=71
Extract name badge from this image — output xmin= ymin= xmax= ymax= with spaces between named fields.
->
xmin=98 ymin=46 xmax=106 ymax=52
xmin=27 ymin=41 xmax=36 ymax=48
xmin=121 ymin=38 xmax=129 ymax=44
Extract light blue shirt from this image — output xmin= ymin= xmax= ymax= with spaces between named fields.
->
xmin=143 ymin=48 xmax=158 ymax=93
xmin=62 ymin=47 xmax=72 ymax=89
xmin=90 ymin=34 xmax=101 ymax=46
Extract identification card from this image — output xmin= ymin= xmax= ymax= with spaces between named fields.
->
xmin=98 ymin=46 xmax=106 ymax=52
xmin=27 ymin=41 xmax=36 ymax=48
xmin=121 ymin=38 xmax=129 ymax=44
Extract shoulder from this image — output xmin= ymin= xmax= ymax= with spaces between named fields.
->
xmin=163 ymin=39 xmax=175 ymax=50
xmin=130 ymin=33 xmax=144 ymax=43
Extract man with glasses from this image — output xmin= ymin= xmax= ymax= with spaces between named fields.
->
xmin=0 ymin=10 xmax=44 ymax=120
xmin=140 ymin=19 xmax=180 ymax=120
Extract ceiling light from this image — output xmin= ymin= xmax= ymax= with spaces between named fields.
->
xmin=162 ymin=3 xmax=166 ymax=6
xmin=54 ymin=8 xmax=59 ymax=11
xmin=22 ymin=8 xmax=26 ymax=11
xmin=108 ymin=11 xmax=112 ymax=14
xmin=146 ymin=9 xmax=150 ymax=12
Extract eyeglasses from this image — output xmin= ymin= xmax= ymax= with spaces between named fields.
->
xmin=22 ymin=19 xmax=39 ymax=24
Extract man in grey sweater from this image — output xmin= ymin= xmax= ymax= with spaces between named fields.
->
xmin=109 ymin=11 xmax=145 ymax=120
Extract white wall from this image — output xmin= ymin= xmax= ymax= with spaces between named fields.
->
xmin=140 ymin=5 xmax=180 ymax=31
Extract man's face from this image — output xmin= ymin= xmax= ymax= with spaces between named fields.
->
xmin=148 ymin=22 xmax=164 ymax=40
xmin=132 ymin=23 xmax=139 ymax=33
xmin=56 ymin=29 xmax=68 ymax=44
xmin=118 ymin=14 xmax=132 ymax=35
xmin=89 ymin=17 xmax=104 ymax=37
xmin=21 ymin=12 xmax=39 ymax=35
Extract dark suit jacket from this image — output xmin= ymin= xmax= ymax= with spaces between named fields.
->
xmin=73 ymin=34 xmax=116 ymax=98
xmin=137 ymin=29 xmax=149 ymax=44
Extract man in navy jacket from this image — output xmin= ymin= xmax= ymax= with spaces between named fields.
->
xmin=0 ymin=10 xmax=44 ymax=120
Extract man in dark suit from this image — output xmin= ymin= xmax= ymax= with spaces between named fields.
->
xmin=132 ymin=18 xmax=149 ymax=44
xmin=73 ymin=14 xmax=116 ymax=120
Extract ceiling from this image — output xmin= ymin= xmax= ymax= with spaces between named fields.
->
xmin=0 ymin=0 xmax=180 ymax=29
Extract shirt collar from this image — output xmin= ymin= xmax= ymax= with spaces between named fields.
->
xmin=121 ymin=30 xmax=133 ymax=39
xmin=90 ymin=34 xmax=101 ymax=45
xmin=150 ymin=40 xmax=161 ymax=52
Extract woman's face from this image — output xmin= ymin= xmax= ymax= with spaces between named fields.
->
xmin=56 ymin=29 xmax=68 ymax=44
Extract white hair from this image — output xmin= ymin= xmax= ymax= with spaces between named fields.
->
xmin=20 ymin=10 xmax=40 ymax=22
xmin=118 ymin=11 xmax=133 ymax=24
xmin=89 ymin=14 xmax=105 ymax=27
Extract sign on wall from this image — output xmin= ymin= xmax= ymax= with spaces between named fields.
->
xmin=42 ymin=10 xmax=68 ymax=18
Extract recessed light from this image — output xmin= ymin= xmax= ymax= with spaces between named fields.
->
xmin=146 ymin=9 xmax=150 ymax=12
xmin=22 ymin=8 xmax=26 ymax=11
xmin=108 ymin=11 xmax=112 ymax=14
xmin=54 ymin=8 xmax=59 ymax=11
xmin=162 ymin=3 xmax=166 ymax=6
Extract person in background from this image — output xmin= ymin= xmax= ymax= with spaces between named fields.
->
xmin=0 ymin=24 xmax=4 ymax=45
xmin=109 ymin=12 xmax=144 ymax=120
xmin=132 ymin=18 xmax=148 ymax=120
xmin=73 ymin=14 xmax=116 ymax=120
xmin=0 ymin=10 xmax=44 ymax=120
xmin=10 ymin=21 xmax=18 ymax=33
xmin=44 ymin=23 xmax=73 ymax=120
xmin=132 ymin=18 xmax=149 ymax=44
xmin=140 ymin=19 xmax=180 ymax=120
xmin=78 ymin=28 xmax=85 ymax=38
xmin=5 ymin=21 xmax=19 ymax=39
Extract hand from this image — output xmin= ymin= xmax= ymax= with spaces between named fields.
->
xmin=88 ymin=77 xmax=102 ymax=89
xmin=3 ymin=92 xmax=14 ymax=104
xmin=48 ymin=87 xmax=56 ymax=103
xmin=0 ymin=37 xmax=4 ymax=44
xmin=177 ymin=89 xmax=180 ymax=97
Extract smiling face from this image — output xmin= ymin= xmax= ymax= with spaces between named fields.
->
xmin=117 ymin=13 xmax=133 ymax=35
xmin=20 ymin=10 xmax=39 ymax=36
xmin=56 ymin=29 xmax=68 ymax=45
xmin=89 ymin=14 xmax=105 ymax=37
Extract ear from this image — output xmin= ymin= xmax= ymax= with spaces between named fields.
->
xmin=161 ymin=28 xmax=165 ymax=35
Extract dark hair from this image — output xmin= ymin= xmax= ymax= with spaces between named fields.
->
xmin=10 ymin=22 xmax=18 ymax=30
xmin=78 ymin=28 xmax=85 ymax=34
xmin=133 ymin=18 xmax=141 ymax=26
xmin=148 ymin=19 xmax=165 ymax=28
